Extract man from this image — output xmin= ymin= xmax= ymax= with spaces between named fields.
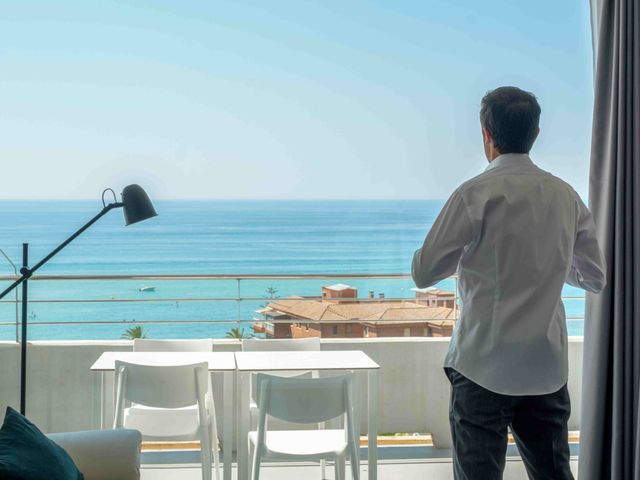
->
xmin=412 ymin=86 xmax=606 ymax=479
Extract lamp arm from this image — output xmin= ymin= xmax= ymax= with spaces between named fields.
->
xmin=0 ymin=202 xmax=123 ymax=300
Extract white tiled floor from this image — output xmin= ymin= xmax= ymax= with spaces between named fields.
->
xmin=141 ymin=457 xmax=579 ymax=479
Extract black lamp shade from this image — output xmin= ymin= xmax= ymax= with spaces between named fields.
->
xmin=121 ymin=184 xmax=158 ymax=226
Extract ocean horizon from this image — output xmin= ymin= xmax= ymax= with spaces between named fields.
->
xmin=0 ymin=200 xmax=586 ymax=340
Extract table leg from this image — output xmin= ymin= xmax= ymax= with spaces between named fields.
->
xmin=111 ymin=371 xmax=117 ymax=429
xmin=367 ymin=370 xmax=378 ymax=480
xmin=237 ymin=371 xmax=250 ymax=480
xmin=223 ymin=371 xmax=233 ymax=480
xmin=352 ymin=370 xmax=361 ymax=468
xmin=314 ymin=370 xmax=326 ymax=479
xmin=100 ymin=372 xmax=105 ymax=429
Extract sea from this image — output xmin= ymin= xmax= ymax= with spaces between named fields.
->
xmin=0 ymin=200 xmax=586 ymax=341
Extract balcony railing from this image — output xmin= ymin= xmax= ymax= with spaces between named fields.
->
xmin=0 ymin=273 xmax=586 ymax=342
xmin=0 ymin=273 xmax=586 ymax=459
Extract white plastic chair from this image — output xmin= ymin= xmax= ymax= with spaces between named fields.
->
xmin=130 ymin=339 xmax=217 ymax=442
xmin=116 ymin=339 xmax=220 ymax=480
xmin=241 ymin=337 xmax=320 ymax=354
xmin=113 ymin=360 xmax=219 ymax=480
xmin=241 ymin=338 xmax=321 ymax=417
xmin=241 ymin=338 xmax=327 ymax=477
xmin=241 ymin=338 xmax=321 ymax=380
xmin=128 ymin=339 xmax=218 ymax=447
xmin=249 ymin=373 xmax=359 ymax=480
xmin=133 ymin=338 xmax=213 ymax=352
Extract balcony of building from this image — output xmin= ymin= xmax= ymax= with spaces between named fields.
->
xmin=0 ymin=274 xmax=584 ymax=479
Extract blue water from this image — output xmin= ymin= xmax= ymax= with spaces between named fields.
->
xmin=0 ymin=200 xmax=585 ymax=340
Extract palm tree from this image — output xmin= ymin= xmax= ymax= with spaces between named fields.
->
xmin=121 ymin=325 xmax=147 ymax=340
xmin=265 ymin=286 xmax=279 ymax=300
xmin=261 ymin=286 xmax=279 ymax=320
xmin=225 ymin=327 xmax=253 ymax=339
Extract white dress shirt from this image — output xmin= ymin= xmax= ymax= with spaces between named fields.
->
xmin=412 ymin=153 xmax=606 ymax=395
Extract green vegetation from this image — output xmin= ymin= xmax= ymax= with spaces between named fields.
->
xmin=260 ymin=286 xmax=280 ymax=320
xmin=225 ymin=327 xmax=254 ymax=339
xmin=264 ymin=286 xmax=279 ymax=300
xmin=121 ymin=325 xmax=147 ymax=340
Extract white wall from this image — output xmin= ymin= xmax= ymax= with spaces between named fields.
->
xmin=323 ymin=337 xmax=583 ymax=448
xmin=0 ymin=337 xmax=583 ymax=449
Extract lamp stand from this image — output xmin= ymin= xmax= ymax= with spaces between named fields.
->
xmin=20 ymin=243 xmax=28 ymax=415
xmin=0 ymin=184 xmax=156 ymax=417
xmin=2 ymin=203 xmax=121 ymax=416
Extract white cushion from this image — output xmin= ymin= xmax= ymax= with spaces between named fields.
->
xmin=249 ymin=429 xmax=348 ymax=456
xmin=124 ymin=405 xmax=200 ymax=438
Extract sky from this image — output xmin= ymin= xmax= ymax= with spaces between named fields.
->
xmin=0 ymin=0 xmax=594 ymax=200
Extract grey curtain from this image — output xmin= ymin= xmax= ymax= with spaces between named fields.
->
xmin=581 ymin=1 xmax=640 ymax=479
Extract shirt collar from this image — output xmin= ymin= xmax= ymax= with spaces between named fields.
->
xmin=485 ymin=153 xmax=534 ymax=172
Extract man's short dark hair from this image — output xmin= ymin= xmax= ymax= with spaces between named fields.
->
xmin=480 ymin=86 xmax=541 ymax=154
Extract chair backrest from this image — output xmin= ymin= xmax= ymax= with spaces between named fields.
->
xmin=242 ymin=338 xmax=321 ymax=380
xmin=255 ymin=373 xmax=353 ymax=424
xmin=241 ymin=337 xmax=320 ymax=352
xmin=133 ymin=338 xmax=212 ymax=352
xmin=114 ymin=360 xmax=208 ymax=409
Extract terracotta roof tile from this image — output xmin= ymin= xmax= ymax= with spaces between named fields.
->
xmin=260 ymin=298 xmax=457 ymax=323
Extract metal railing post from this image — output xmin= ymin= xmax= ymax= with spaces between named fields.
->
xmin=0 ymin=249 xmax=19 ymax=342
xmin=236 ymin=278 xmax=241 ymax=327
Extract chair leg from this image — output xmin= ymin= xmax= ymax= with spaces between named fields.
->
xmin=319 ymin=419 xmax=326 ymax=479
xmin=249 ymin=440 xmax=261 ymax=480
xmin=334 ymin=454 xmax=345 ymax=480
xmin=349 ymin=443 xmax=360 ymax=480
xmin=200 ymin=427 xmax=213 ymax=480
xmin=210 ymin=417 xmax=221 ymax=480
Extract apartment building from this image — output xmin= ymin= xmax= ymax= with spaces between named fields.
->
xmin=254 ymin=284 xmax=458 ymax=339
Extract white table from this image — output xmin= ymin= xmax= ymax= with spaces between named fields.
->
xmin=234 ymin=350 xmax=380 ymax=480
xmin=91 ymin=351 xmax=236 ymax=480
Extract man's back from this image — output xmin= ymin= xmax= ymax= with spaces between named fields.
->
xmin=419 ymin=86 xmax=605 ymax=479
xmin=412 ymin=153 xmax=606 ymax=395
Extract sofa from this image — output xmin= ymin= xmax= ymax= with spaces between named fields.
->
xmin=47 ymin=429 xmax=141 ymax=480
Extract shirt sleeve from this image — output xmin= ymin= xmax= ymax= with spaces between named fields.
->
xmin=412 ymin=189 xmax=473 ymax=289
xmin=565 ymin=197 xmax=607 ymax=293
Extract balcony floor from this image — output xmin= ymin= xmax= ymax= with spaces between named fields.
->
xmin=141 ymin=445 xmax=580 ymax=479
xmin=142 ymin=457 xmax=579 ymax=479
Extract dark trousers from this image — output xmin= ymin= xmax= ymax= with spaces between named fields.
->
xmin=444 ymin=367 xmax=574 ymax=480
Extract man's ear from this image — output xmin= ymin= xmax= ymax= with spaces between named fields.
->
xmin=482 ymin=127 xmax=492 ymax=144
xmin=533 ymin=127 xmax=540 ymax=142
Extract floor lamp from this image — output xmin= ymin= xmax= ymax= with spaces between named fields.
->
xmin=0 ymin=184 xmax=157 ymax=415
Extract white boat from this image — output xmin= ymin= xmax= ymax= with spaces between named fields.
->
xmin=139 ymin=286 xmax=156 ymax=292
